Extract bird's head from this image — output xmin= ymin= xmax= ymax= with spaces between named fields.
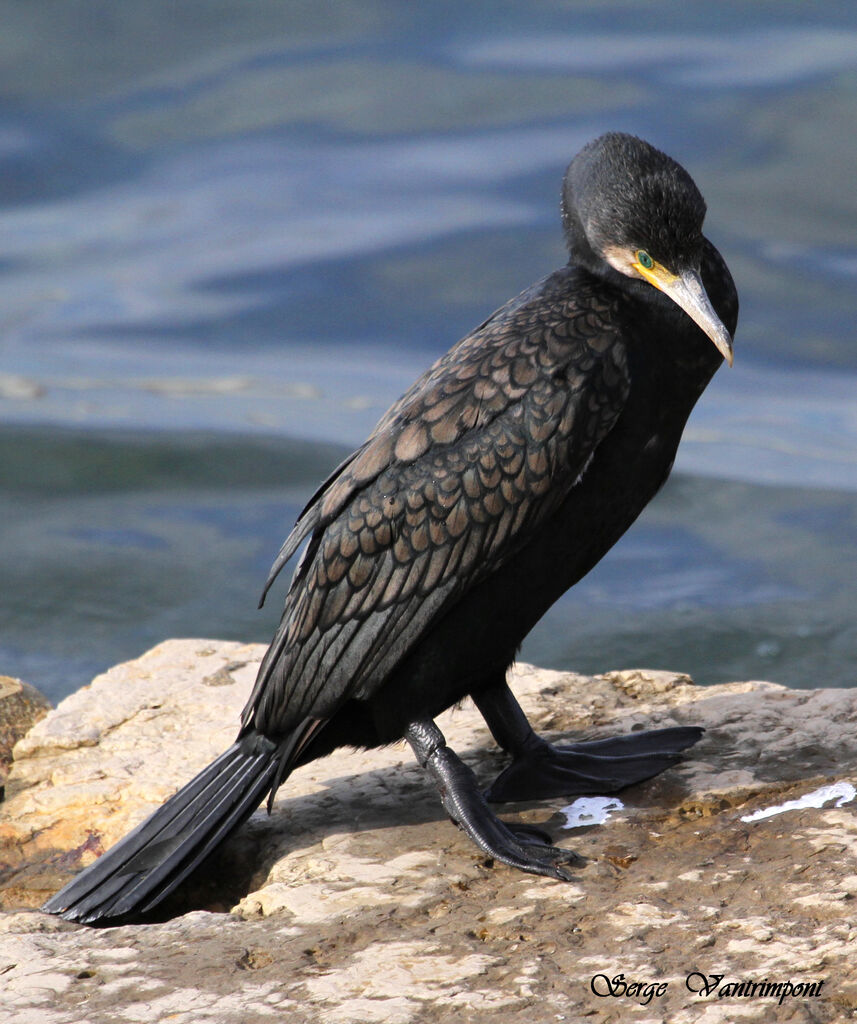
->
xmin=562 ymin=132 xmax=733 ymax=366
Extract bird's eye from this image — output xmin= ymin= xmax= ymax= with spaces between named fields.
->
xmin=636 ymin=250 xmax=654 ymax=270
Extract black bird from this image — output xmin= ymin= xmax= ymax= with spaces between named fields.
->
xmin=44 ymin=133 xmax=737 ymax=925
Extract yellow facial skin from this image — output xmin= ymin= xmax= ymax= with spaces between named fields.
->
xmin=631 ymin=249 xmax=734 ymax=366
xmin=632 ymin=250 xmax=677 ymax=288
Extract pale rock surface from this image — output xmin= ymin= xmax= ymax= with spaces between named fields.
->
xmin=1 ymin=639 xmax=856 ymax=1023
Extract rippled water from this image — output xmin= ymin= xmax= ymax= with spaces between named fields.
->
xmin=2 ymin=2 xmax=856 ymax=702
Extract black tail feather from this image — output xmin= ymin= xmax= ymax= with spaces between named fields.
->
xmin=125 ymin=748 xmax=279 ymax=919
xmin=42 ymin=731 xmax=284 ymax=926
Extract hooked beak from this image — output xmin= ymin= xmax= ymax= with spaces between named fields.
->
xmin=635 ymin=262 xmax=734 ymax=366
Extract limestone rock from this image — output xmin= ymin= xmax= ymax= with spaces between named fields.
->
xmin=1 ymin=639 xmax=855 ymax=1022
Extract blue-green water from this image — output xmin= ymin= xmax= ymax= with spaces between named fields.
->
xmin=2 ymin=2 xmax=857 ymax=703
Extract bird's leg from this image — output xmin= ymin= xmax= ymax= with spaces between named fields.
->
xmin=472 ymin=678 xmax=703 ymax=803
xmin=404 ymin=718 xmax=584 ymax=880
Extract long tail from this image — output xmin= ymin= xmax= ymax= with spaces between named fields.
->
xmin=43 ymin=730 xmax=292 ymax=926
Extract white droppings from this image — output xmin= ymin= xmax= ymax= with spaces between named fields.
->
xmin=740 ymin=781 xmax=856 ymax=822
xmin=559 ymin=796 xmax=624 ymax=829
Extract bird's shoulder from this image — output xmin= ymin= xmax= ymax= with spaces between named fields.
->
xmin=380 ymin=265 xmax=627 ymax=427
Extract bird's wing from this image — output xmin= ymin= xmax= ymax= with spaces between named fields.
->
xmin=257 ymin=279 xmax=550 ymax=607
xmin=244 ymin=271 xmax=630 ymax=734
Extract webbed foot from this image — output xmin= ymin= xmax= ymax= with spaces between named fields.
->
xmin=484 ymin=726 xmax=703 ymax=802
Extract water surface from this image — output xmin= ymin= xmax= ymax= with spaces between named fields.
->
xmin=2 ymin=1 xmax=856 ymax=702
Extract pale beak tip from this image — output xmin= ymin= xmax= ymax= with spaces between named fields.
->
xmin=661 ymin=268 xmax=734 ymax=368
xmin=712 ymin=326 xmax=734 ymax=367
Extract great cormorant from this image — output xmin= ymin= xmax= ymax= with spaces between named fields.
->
xmin=44 ymin=132 xmax=738 ymax=925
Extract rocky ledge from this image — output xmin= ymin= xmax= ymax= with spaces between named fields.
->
xmin=1 ymin=639 xmax=856 ymax=1023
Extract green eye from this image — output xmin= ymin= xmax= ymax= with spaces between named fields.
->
xmin=636 ymin=250 xmax=654 ymax=270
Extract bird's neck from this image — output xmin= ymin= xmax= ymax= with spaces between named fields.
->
xmin=563 ymin=228 xmax=651 ymax=302
xmin=562 ymin=205 xmax=607 ymax=280
xmin=564 ymin=238 xmax=730 ymax=397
